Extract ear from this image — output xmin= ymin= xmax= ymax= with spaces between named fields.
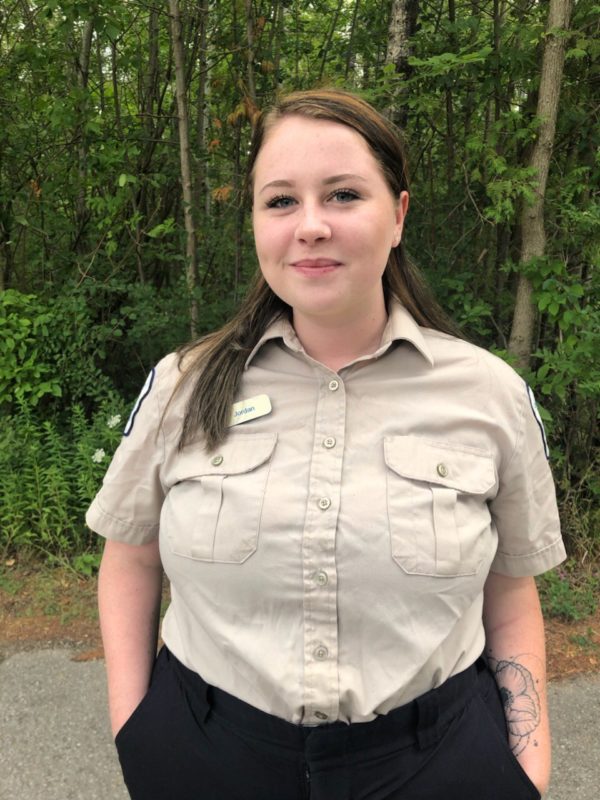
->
xmin=393 ymin=191 xmax=409 ymax=247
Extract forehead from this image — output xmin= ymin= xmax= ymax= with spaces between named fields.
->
xmin=254 ymin=115 xmax=379 ymax=176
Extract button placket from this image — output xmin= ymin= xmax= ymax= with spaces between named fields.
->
xmin=301 ymin=373 xmax=346 ymax=724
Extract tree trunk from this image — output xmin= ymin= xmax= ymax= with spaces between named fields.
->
xmin=384 ymin=0 xmax=419 ymax=126
xmin=318 ymin=0 xmax=344 ymax=81
xmin=233 ymin=118 xmax=243 ymax=300
xmin=74 ymin=18 xmax=94 ymax=255
xmin=245 ymin=0 xmax=257 ymax=106
xmin=111 ymin=40 xmax=122 ymax=136
xmin=270 ymin=0 xmax=283 ymax=89
xmin=168 ymin=0 xmax=199 ymax=336
xmin=508 ymin=0 xmax=573 ymax=368
xmin=385 ymin=0 xmax=411 ymax=67
xmin=445 ymin=0 xmax=456 ymax=185
xmin=195 ymin=0 xmax=210 ymax=227
xmin=345 ymin=0 xmax=360 ymax=78
xmin=96 ymin=35 xmax=105 ymax=115
xmin=145 ymin=7 xmax=160 ymax=135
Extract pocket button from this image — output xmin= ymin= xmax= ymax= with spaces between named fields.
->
xmin=436 ymin=462 xmax=449 ymax=478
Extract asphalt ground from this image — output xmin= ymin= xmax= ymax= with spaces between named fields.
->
xmin=1 ymin=647 xmax=598 ymax=800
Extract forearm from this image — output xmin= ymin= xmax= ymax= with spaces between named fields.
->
xmin=483 ymin=572 xmax=551 ymax=797
xmin=98 ymin=538 xmax=164 ymax=737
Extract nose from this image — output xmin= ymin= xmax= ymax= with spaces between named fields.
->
xmin=294 ymin=204 xmax=331 ymax=244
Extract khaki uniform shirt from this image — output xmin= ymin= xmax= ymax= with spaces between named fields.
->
xmin=87 ymin=302 xmax=565 ymax=725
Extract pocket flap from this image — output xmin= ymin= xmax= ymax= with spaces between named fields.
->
xmin=174 ymin=433 xmax=277 ymax=480
xmin=384 ymin=435 xmax=496 ymax=494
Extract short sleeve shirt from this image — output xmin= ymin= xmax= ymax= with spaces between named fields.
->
xmin=86 ymin=302 xmax=565 ymax=725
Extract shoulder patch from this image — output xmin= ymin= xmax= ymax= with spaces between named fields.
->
xmin=526 ymin=383 xmax=549 ymax=460
xmin=123 ymin=368 xmax=156 ymax=437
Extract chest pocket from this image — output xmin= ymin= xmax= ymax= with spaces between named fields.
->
xmin=384 ymin=436 xmax=497 ymax=577
xmin=163 ymin=434 xmax=277 ymax=563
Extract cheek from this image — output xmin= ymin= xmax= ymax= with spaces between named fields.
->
xmin=254 ymin=223 xmax=289 ymax=269
xmin=252 ymin=223 xmax=270 ymax=265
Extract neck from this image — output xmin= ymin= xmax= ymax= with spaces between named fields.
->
xmin=292 ymin=301 xmax=388 ymax=372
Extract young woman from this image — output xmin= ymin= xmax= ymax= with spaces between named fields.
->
xmin=88 ymin=89 xmax=565 ymax=800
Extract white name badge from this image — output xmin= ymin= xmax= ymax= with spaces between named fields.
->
xmin=228 ymin=394 xmax=272 ymax=427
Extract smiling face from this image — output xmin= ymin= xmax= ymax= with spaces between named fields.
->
xmin=252 ymin=115 xmax=408 ymax=331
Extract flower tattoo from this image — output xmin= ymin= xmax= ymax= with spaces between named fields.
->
xmin=493 ymin=659 xmax=541 ymax=756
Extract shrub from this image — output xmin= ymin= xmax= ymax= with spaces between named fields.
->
xmin=0 ymin=397 xmax=127 ymax=567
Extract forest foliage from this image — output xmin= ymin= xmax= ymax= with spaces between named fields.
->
xmin=0 ymin=0 xmax=598 ymax=567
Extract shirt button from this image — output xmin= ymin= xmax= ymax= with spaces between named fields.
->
xmin=328 ymin=379 xmax=340 ymax=392
xmin=314 ymin=645 xmax=328 ymax=660
xmin=436 ymin=462 xmax=449 ymax=478
xmin=317 ymin=497 xmax=331 ymax=510
xmin=211 ymin=455 xmax=224 ymax=466
xmin=323 ymin=436 xmax=336 ymax=449
xmin=313 ymin=570 xmax=328 ymax=586
xmin=314 ymin=711 xmax=329 ymax=721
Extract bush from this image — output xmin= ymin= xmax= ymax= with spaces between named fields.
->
xmin=0 ymin=288 xmax=118 ymax=417
xmin=0 ymin=397 xmax=127 ymax=567
xmin=537 ymin=562 xmax=599 ymax=621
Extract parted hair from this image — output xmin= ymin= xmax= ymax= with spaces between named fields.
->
xmin=173 ymin=88 xmax=460 ymax=451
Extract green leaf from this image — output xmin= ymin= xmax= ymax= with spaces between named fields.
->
xmin=118 ymin=173 xmax=136 ymax=188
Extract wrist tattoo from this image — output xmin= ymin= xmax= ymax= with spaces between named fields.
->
xmin=487 ymin=654 xmax=541 ymax=756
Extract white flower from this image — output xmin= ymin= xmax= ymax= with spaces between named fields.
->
xmin=107 ymin=414 xmax=122 ymax=429
xmin=92 ymin=448 xmax=106 ymax=463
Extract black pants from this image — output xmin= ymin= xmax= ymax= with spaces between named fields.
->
xmin=114 ymin=647 xmax=541 ymax=800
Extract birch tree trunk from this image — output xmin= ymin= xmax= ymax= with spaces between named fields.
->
xmin=385 ymin=0 xmax=419 ymax=126
xmin=508 ymin=0 xmax=573 ymax=368
xmin=345 ymin=0 xmax=361 ymax=78
xmin=168 ymin=0 xmax=199 ymax=335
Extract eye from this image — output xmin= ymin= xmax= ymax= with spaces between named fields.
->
xmin=330 ymin=188 xmax=360 ymax=203
xmin=266 ymin=194 xmax=296 ymax=209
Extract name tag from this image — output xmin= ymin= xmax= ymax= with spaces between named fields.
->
xmin=228 ymin=394 xmax=272 ymax=427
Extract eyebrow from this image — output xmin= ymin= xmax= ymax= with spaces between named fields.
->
xmin=258 ymin=173 xmax=367 ymax=194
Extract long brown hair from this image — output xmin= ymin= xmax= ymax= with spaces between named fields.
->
xmin=174 ymin=88 xmax=460 ymax=450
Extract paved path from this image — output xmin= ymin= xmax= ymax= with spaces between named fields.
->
xmin=0 ymin=647 xmax=598 ymax=799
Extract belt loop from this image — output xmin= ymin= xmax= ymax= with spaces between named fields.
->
xmin=167 ymin=647 xmax=211 ymax=724
xmin=195 ymin=677 xmax=211 ymax=723
xmin=416 ymin=688 xmax=441 ymax=750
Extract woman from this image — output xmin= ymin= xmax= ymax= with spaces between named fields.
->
xmin=88 ymin=89 xmax=565 ymax=800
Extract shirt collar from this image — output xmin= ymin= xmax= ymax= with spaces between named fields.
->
xmin=244 ymin=300 xmax=435 ymax=369
xmin=379 ymin=301 xmax=435 ymax=366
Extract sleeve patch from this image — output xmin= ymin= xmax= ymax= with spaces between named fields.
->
xmin=526 ymin=383 xmax=549 ymax=460
xmin=123 ymin=368 xmax=156 ymax=437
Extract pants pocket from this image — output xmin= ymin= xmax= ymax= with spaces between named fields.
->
xmin=399 ymin=690 xmax=541 ymax=799
xmin=114 ymin=647 xmax=168 ymax=751
xmin=475 ymin=669 xmax=542 ymax=799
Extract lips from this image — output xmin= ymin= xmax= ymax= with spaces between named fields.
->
xmin=290 ymin=258 xmax=341 ymax=276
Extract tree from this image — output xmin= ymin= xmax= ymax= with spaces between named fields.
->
xmin=168 ymin=0 xmax=199 ymax=335
xmin=508 ymin=0 xmax=574 ymax=368
xmin=385 ymin=0 xmax=419 ymax=125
